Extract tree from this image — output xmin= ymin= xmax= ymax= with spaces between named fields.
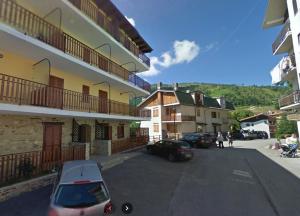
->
xmin=275 ymin=115 xmax=297 ymax=139
xmin=231 ymin=110 xmax=255 ymax=121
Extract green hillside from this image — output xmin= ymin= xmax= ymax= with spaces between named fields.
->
xmin=152 ymin=83 xmax=291 ymax=108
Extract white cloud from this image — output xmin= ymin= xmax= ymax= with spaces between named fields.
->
xmin=125 ymin=16 xmax=135 ymax=26
xmin=140 ymin=40 xmax=200 ymax=77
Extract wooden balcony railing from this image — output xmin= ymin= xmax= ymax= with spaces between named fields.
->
xmin=111 ymin=136 xmax=149 ymax=154
xmin=68 ymin=0 xmax=150 ymax=67
xmin=162 ymin=115 xmax=196 ymax=121
xmin=0 ymin=73 xmax=151 ymax=118
xmin=272 ymin=19 xmax=291 ymax=54
xmin=279 ymin=90 xmax=300 ymax=108
xmin=0 ymin=145 xmax=85 ymax=185
xmin=0 ymin=0 xmax=151 ymax=92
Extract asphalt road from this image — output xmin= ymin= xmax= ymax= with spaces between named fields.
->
xmin=1 ymin=141 xmax=300 ymax=216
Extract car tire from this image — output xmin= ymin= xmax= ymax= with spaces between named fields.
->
xmin=168 ymin=153 xmax=176 ymax=162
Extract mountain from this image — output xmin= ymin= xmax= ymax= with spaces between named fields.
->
xmin=151 ymin=83 xmax=291 ymax=108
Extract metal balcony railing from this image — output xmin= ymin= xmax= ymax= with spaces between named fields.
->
xmin=279 ymin=90 xmax=300 ymax=108
xmin=0 ymin=0 xmax=151 ymax=92
xmin=0 ymin=73 xmax=151 ymax=118
xmin=272 ymin=20 xmax=291 ymax=54
xmin=68 ymin=0 xmax=150 ymax=67
xmin=162 ymin=115 xmax=196 ymax=121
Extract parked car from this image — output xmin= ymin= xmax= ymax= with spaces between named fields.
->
xmin=241 ymin=130 xmax=258 ymax=140
xmin=255 ymin=131 xmax=269 ymax=139
xmin=146 ymin=139 xmax=193 ymax=161
xmin=181 ymin=133 xmax=214 ymax=148
xmin=48 ymin=160 xmax=112 ymax=216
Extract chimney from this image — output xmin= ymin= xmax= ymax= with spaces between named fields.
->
xmin=157 ymin=82 xmax=162 ymax=90
xmin=217 ymin=96 xmax=226 ymax=109
xmin=173 ymin=83 xmax=179 ymax=91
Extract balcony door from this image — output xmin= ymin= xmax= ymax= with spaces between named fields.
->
xmin=98 ymin=90 xmax=108 ymax=113
xmin=48 ymin=76 xmax=64 ymax=109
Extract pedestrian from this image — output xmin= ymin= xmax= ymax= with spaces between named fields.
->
xmin=227 ymin=131 xmax=233 ymax=147
xmin=217 ymin=131 xmax=224 ymax=149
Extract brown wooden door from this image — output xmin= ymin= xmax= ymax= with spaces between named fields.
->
xmin=98 ymin=90 xmax=108 ymax=113
xmin=48 ymin=76 xmax=64 ymax=108
xmin=43 ymin=123 xmax=62 ymax=163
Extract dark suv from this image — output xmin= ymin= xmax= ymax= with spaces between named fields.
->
xmin=181 ymin=133 xmax=214 ymax=148
xmin=146 ymin=140 xmax=193 ymax=162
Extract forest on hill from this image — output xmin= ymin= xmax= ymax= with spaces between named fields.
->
xmin=151 ymin=83 xmax=291 ymax=108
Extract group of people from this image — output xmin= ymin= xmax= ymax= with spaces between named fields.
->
xmin=216 ymin=131 xmax=233 ymax=149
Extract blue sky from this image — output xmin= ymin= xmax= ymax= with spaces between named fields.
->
xmin=112 ymin=0 xmax=284 ymax=86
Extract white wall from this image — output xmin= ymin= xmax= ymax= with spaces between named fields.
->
xmin=140 ymin=105 xmax=163 ymax=140
xmin=287 ymin=0 xmax=300 ymax=89
xmin=240 ymin=119 xmax=270 ymax=138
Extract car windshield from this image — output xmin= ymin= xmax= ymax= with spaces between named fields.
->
xmin=55 ymin=182 xmax=109 ymax=208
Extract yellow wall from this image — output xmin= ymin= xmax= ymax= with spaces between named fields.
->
xmin=0 ymin=51 xmax=129 ymax=103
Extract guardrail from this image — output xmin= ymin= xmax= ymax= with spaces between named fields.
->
xmin=0 ymin=73 xmax=151 ymax=118
xmin=279 ymin=90 xmax=300 ymax=108
xmin=0 ymin=0 xmax=151 ymax=92
xmin=68 ymin=0 xmax=150 ymax=67
xmin=272 ymin=19 xmax=291 ymax=54
xmin=0 ymin=145 xmax=85 ymax=185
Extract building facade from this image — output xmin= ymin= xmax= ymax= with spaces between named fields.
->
xmin=240 ymin=114 xmax=272 ymax=138
xmin=264 ymin=0 xmax=300 ymax=134
xmin=139 ymin=83 xmax=234 ymax=140
xmin=0 ymin=0 xmax=152 ymax=159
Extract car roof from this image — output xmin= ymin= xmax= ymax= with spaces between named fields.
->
xmin=59 ymin=160 xmax=102 ymax=184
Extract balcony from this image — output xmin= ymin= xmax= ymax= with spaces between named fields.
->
xmin=0 ymin=0 xmax=151 ymax=92
xmin=0 ymin=73 xmax=151 ymax=118
xmin=272 ymin=20 xmax=293 ymax=55
xmin=162 ymin=115 xmax=195 ymax=122
xmin=278 ymin=90 xmax=300 ymax=109
xmin=68 ymin=0 xmax=150 ymax=67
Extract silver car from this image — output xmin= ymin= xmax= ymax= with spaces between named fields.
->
xmin=48 ymin=160 xmax=112 ymax=216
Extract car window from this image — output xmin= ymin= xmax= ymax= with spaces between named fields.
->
xmin=55 ymin=182 xmax=109 ymax=208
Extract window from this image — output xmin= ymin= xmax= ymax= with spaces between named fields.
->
xmin=211 ymin=112 xmax=217 ymax=118
xmin=197 ymin=109 xmax=201 ymax=116
xmin=117 ymin=124 xmax=124 ymax=138
xmin=153 ymin=123 xmax=159 ymax=132
xmin=246 ymin=123 xmax=250 ymax=127
xmin=95 ymin=123 xmax=109 ymax=140
xmin=153 ymin=108 xmax=159 ymax=117
xmin=54 ymin=182 xmax=109 ymax=207
xmin=251 ymin=123 xmax=254 ymax=126
xmin=293 ymin=0 xmax=298 ymax=15
xmin=82 ymin=85 xmax=90 ymax=103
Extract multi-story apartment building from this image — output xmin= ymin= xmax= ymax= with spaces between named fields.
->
xmin=139 ymin=83 xmax=234 ymax=139
xmin=0 ymin=0 xmax=152 ymax=160
xmin=263 ymin=0 xmax=300 ymax=134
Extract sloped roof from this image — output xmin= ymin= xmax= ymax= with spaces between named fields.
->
xmin=175 ymin=91 xmax=195 ymax=106
xmin=225 ymin=101 xmax=235 ymax=110
xmin=240 ymin=113 xmax=269 ymax=122
xmin=203 ymin=96 xmax=220 ymax=108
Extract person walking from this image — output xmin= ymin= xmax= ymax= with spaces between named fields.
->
xmin=217 ymin=131 xmax=224 ymax=149
xmin=227 ymin=131 xmax=233 ymax=147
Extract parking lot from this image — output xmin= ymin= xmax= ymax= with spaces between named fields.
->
xmin=1 ymin=139 xmax=300 ymax=216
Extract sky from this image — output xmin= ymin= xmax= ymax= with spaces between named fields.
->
xmin=112 ymin=0 xmax=284 ymax=86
